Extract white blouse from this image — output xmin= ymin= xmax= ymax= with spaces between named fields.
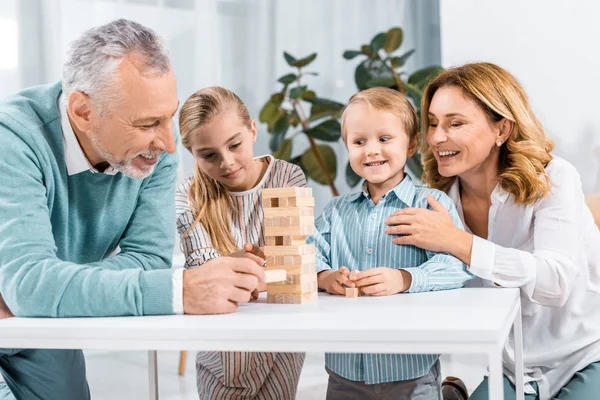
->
xmin=448 ymin=156 xmax=600 ymax=400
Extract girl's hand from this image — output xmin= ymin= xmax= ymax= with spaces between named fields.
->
xmin=318 ymin=267 xmax=354 ymax=295
xmin=353 ymin=267 xmax=411 ymax=296
xmin=385 ymin=194 xmax=457 ymax=253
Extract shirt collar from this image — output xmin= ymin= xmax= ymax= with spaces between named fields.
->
xmin=346 ymin=174 xmax=417 ymax=206
xmin=59 ymin=94 xmax=119 ymax=176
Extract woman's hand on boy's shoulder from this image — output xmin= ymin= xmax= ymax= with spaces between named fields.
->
xmin=353 ymin=267 xmax=411 ymax=296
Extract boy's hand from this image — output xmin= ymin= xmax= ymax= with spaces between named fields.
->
xmin=353 ymin=267 xmax=412 ymax=296
xmin=0 ymin=293 xmax=13 ymax=319
xmin=318 ymin=267 xmax=355 ymax=295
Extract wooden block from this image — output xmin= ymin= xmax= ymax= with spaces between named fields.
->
xmin=265 ymin=225 xmax=314 ymax=237
xmin=266 ymin=253 xmax=316 ymax=267
xmin=261 ymin=187 xmax=313 ymax=199
xmin=267 ymin=273 xmax=317 ymax=294
xmin=263 ymin=243 xmax=315 ymax=256
xmin=265 ymin=263 xmax=316 ymax=276
xmin=264 ymin=269 xmax=286 ymax=283
xmin=345 ymin=287 xmax=361 ymax=298
xmin=263 ymin=207 xmax=314 ymax=218
xmin=264 ymin=216 xmax=314 ymax=228
xmin=278 ymin=197 xmax=315 ymax=208
xmin=283 ymin=272 xmax=316 ymax=285
xmin=265 ymin=236 xmax=307 ymax=246
xmin=267 ymin=291 xmax=318 ymax=304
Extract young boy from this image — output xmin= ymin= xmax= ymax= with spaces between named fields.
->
xmin=308 ymin=87 xmax=473 ymax=399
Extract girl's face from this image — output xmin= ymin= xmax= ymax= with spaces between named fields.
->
xmin=188 ymin=110 xmax=259 ymax=192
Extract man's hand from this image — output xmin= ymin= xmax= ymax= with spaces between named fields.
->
xmin=0 ymin=293 xmax=14 ymax=319
xmin=318 ymin=267 xmax=355 ymax=295
xmin=183 ymin=256 xmax=265 ymax=314
xmin=353 ymin=267 xmax=412 ymax=296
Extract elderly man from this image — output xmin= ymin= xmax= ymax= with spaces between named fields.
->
xmin=0 ymin=19 xmax=265 ymax=399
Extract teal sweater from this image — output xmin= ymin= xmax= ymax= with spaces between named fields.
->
xmin=0 ymin=82 xmax=177 ymax=317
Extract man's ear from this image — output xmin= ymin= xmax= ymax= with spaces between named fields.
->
xmin=67 ymin=91 xmax=94 ymax=133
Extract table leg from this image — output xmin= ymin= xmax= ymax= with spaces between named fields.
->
xmin=148 ymin=350 xmax=159 ymax=400
xmin=513 ymin=302 xmax=524 ymax=400
xmin=488 ymin=349 xmax=504 ymax=400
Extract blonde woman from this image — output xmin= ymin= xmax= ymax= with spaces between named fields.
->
xmin=385 ymin=63 xmax=600 ymax=399
xmin=176 ymin=86 xmax=306 ymax=399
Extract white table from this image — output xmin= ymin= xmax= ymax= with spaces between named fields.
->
xmin=0 ymin=288 xmax=523 ymax=400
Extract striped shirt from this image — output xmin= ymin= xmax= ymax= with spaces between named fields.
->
xmin=176 ymin=155 xmax=306 ymax=399
xmin=307 ymin=175 xmax=473 ymax=384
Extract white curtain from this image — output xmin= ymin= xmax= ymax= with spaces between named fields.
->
xmin=0 ymin=0 xmax=441 ymax=213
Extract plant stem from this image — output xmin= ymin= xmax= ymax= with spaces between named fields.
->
xmin=293 ymin=100 xmax=339 ymax=197
xmin=386 ymin=61 xmax=405 ymax=93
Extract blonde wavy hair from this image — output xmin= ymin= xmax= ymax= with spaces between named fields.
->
xmin=420 ymin=62 xmax=554 ymax=205
xmin=179 ymin=86 xmax=252 ymax=256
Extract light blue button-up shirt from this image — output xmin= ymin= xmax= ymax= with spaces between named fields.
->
xmin=307 ymin=175 xmax=473 ymax=384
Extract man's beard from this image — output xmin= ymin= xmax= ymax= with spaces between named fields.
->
xmin=89 ymin=129 xmax=162 ymax=179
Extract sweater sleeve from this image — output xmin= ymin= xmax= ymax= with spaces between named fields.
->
xmin=0 ymin=123 xmax=175 ymax=317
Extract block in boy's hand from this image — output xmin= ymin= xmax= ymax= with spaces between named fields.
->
xmin=264 ymin=269 xmax=287 ymax=283
xmin=345 ymin=287 xmax=361 ymax=298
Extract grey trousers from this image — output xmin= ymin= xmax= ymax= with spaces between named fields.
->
xmin=0 ymin=348 xmax=90 ymax=400
xmin=326 ymin=360 xmax=442 ymax=400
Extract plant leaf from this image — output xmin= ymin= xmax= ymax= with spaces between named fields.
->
xmin=360 ymin=44 xmax=372 ymax=57
xmin=283 ymin=52 xmax=297 ymax=66
xmin=290 ymin=85 xmax=307 ymax=99
xmin=273 ymin=138 xmax=293 ymax=161
xmin=354 ymin=60 xmax=371 ymax=91
xmin=301 ymin=90 xmax=316 ymax=100
xmin=384 ymin=27 xmax=403 ymax=53
xmin=293 ymin=53 xmax=317 ymax=68
xmin=408 ymin=65 xmax=444 ymax=90
xmin=390 ymin=49 xmax=415 ymax=68
xmin=370 ymin=32 xmax=387 ymax=54
xmin=400 ymin=81 xmax=422 ymax=110
xmin=303 ymin=72 xmax=319 ymax=76
xmin=301 ymin=145 xmax=337 ymax=185
xmin=278 ymin=73 xmax=297 ymax=85
xmin=343 ymin=50 xmax=363 ymax=60
xmin=307 ymin=98 xmax=345 ymax=121
xmin=272 ymin=113 xmax=290 ymax=138
xmin=345 ymin=162 xmax=362 ymax=187
xmin=304 ymin=97 xmax=345 ymax=107
xmin=366 ymin=77 xmax=397 ymax=88
xmin=406 ymin=154 xmax=423 ymax=180
xmin=304 ymin=119 xmax=341 ymax=142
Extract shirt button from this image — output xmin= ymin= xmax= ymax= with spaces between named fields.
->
xmin=371 ymin=213 xmax=376 ymax=219
xmin=367 ymin=248 xmax=373 ymax=255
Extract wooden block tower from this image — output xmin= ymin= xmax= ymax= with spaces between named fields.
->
xmin=262 ymin=187 xmax=318 ymax=304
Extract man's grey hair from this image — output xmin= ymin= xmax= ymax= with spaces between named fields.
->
xmin=62 ymin=19 xmax=170 ymax=114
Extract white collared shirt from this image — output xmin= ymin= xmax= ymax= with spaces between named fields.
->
xmin=58 ymin=95 xmax=184 ymax=314
xmin=448 ymin=156 xmax=600 ymax=400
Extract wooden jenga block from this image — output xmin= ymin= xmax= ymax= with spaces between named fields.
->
xmin=345 ymin=287 xmax=361 ymax=298
xmin=264 ymin=269 xmax=286 ymax=283
xmin=263 ymin=207 xmax=313 ymax=218
xmin=265 ymin=236 xmax=307 ymax=246
xmin=261 ymin=187 xmax=313 ymax=199
xmin=265 ymin=225 xmax=314 ymax=237
xmin=283 ymin=272 xmax=316 ymax=285
xmin=267 ymin=291 xmax=318 ymax=304
xmin=264 ymin=216 xmax=314 ymax=228
xmin=266 ymin=253 xmax=316 ymax=266
xmin=265 ymin=262 xmax=316 ymax=276
xmin=277 ymin=197 xmax=315 ymax=208
xmin=267 ymin=274 xmax=317 ymax=294
xmin=263 ymin=243 xmax=315 ymax=256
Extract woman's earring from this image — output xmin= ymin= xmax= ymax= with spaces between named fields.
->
xmin=496 ymin=140 xmax=502 ymax=147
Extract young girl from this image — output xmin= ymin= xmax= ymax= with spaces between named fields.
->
xmin=176 ymin=86 xmax=306 ymax=399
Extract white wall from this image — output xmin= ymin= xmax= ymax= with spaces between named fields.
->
xmin=440 ymin=0 xmax=600 ymax=193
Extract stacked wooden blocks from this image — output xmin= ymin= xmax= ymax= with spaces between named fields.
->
xmin=262 ymin=187 xmax=318 ymax=304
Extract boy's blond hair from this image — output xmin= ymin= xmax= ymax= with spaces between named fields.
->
xmin=341 ymin=87 xmax=419 ymax=151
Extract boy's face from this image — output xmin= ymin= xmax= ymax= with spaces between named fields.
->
xmin=345 ymin=103 xmax=415 ymax=190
